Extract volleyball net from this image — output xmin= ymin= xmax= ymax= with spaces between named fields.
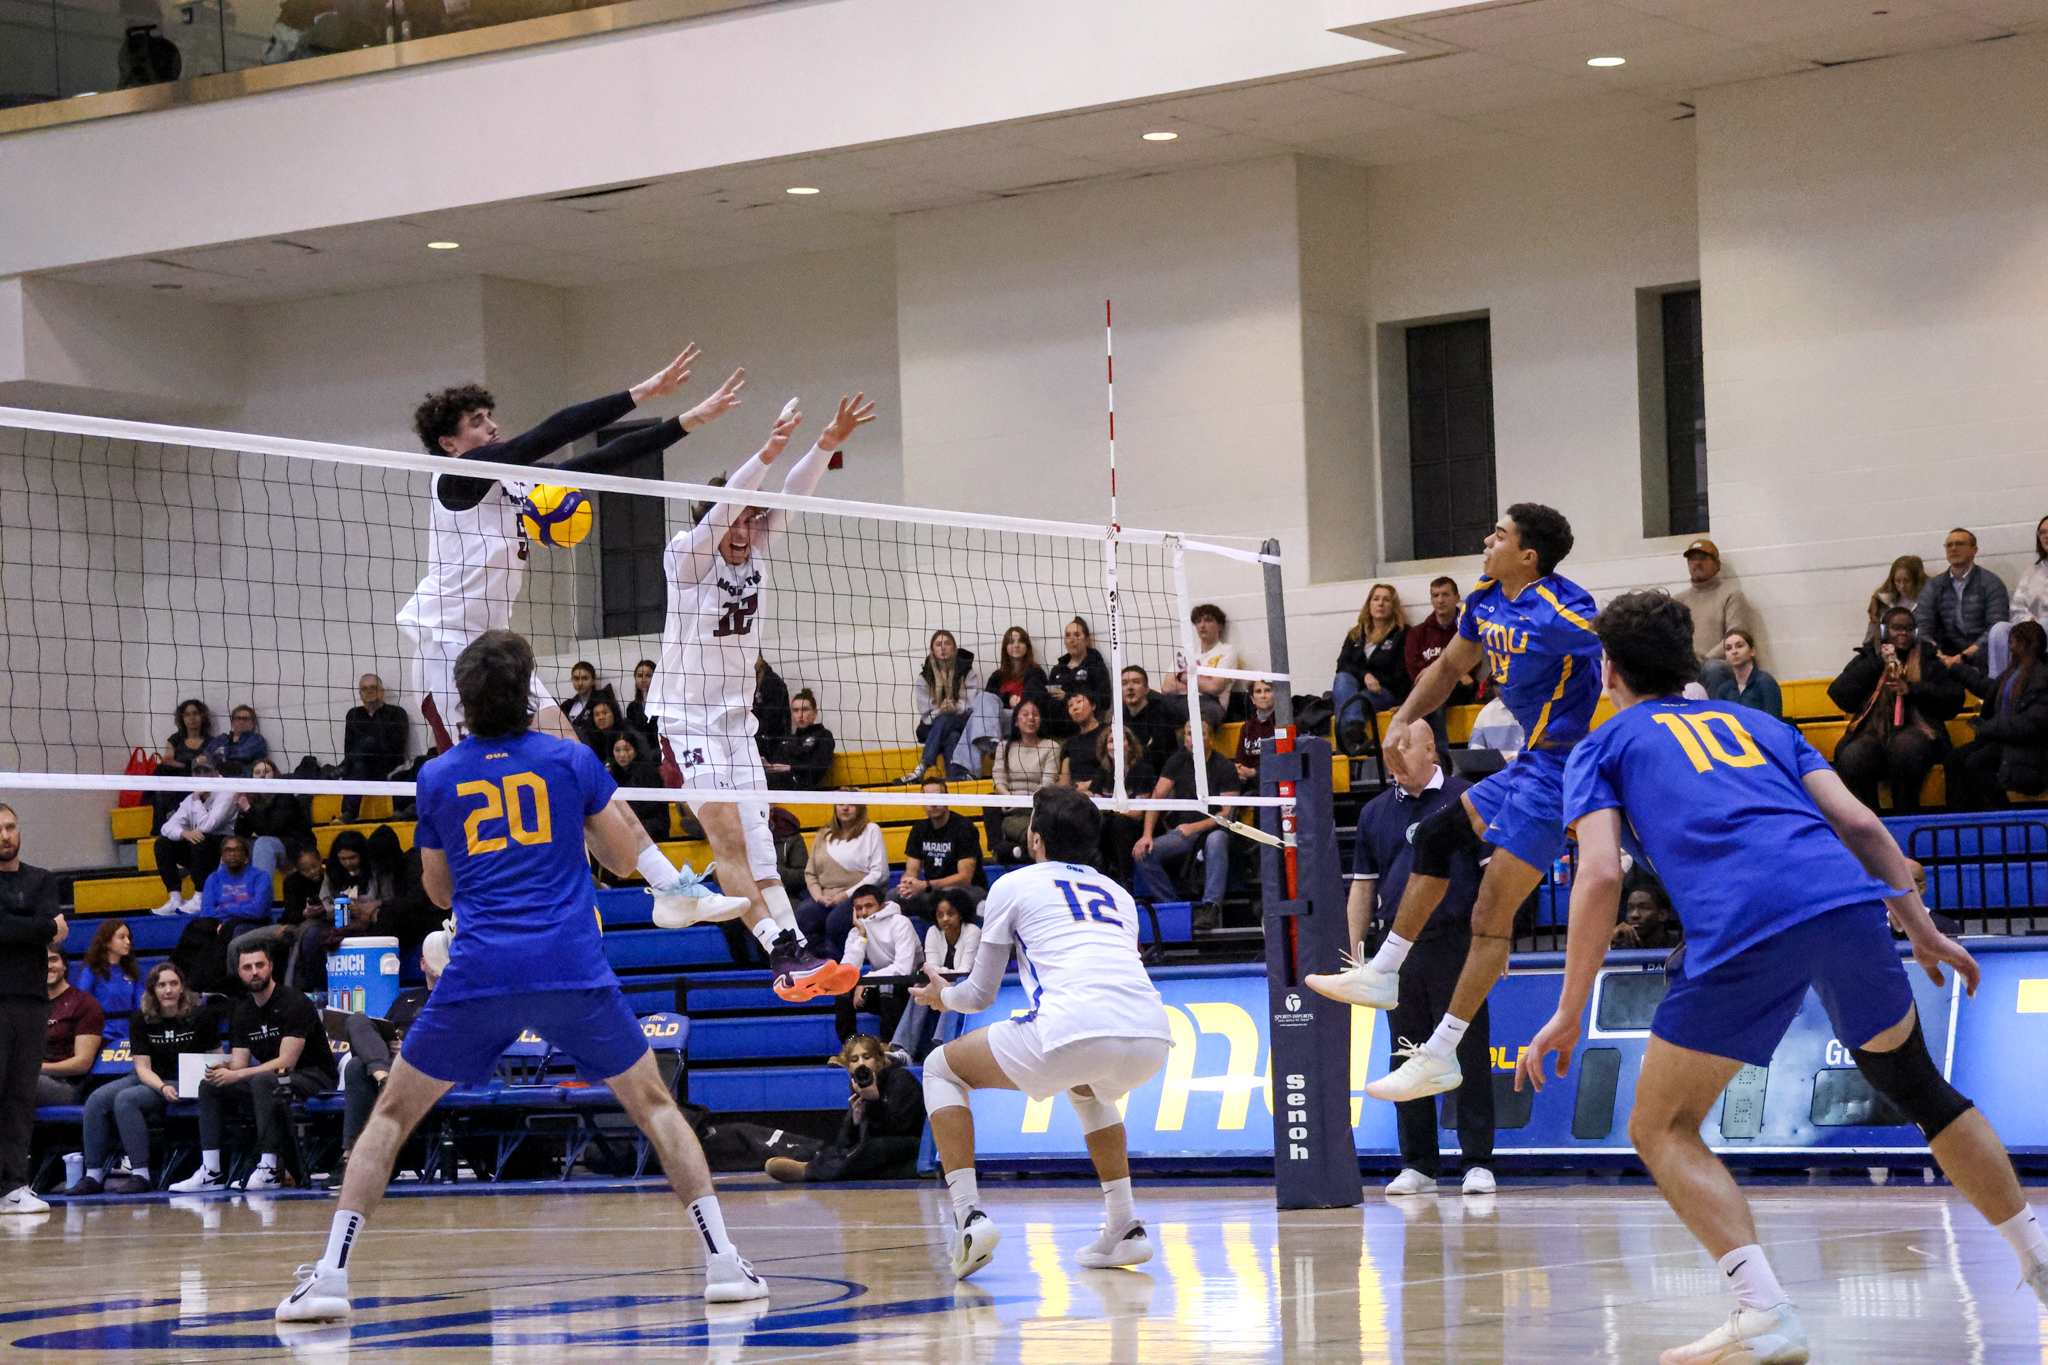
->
xmin=0 ymin=405 xmax=1289 ymax=819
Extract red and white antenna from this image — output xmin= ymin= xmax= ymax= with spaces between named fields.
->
xmin=1106 ymin=299 xmax=1118 ymax=535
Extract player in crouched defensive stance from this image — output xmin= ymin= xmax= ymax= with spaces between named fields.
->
xmin=1518 ymin=591 xmax=2048 ymax=1365
xmin=910 ymin=785 xmax=1173 ymax=1278
xmin=278 ymin=630 xmax=767 ymax=1324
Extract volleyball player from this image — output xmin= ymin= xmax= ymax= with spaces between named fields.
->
xmin=644 ymin=394 xmax=876 ymax=1003
xmin=277 ymin=630 xmax=768 ymax=1323
xmin=1519 ymin=592 xmax=2047 ymax=1364
xmin=1308 ymin=504 xmax=1604 ymax=1105
xmin=909 ymin=785 xmax=1173 ymax=1279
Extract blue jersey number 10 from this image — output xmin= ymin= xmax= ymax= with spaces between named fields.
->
xmin=1054 ymin=879 xmax=1124 ymax=927
xmin=1652 ymin=711 xmax=1765 ymax=774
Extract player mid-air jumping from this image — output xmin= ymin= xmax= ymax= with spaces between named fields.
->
xmin=276 ymin=630 xmax=769 ymax=1324
xmin=1308 ymin=503 xmax=1604 ymax=1105
xmin=1518 ymin=590 xmax=2048 ymax=1365
xmin=645 ymin=394 xmax=877 ymax=1003
xmin=909 ymin=784 xmax=1173 ymax=1279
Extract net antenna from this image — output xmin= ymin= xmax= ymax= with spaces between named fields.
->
xmin=1105 ymin=299 xmax=1127 ymax=804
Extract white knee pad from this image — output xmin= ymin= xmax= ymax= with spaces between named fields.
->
xmin=1067 ymin=1088 xmax=1124 ymax=1135
xmin=923 ymin=1044 xmax=970 ymax=1114
xmin=740 ymin=800 xmax=780 ymax=882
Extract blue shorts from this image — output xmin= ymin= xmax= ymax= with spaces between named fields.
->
xmin=400 ymin=986 xmax=651 ymax=1087
xmin=1653 ymin=901 xmax=1916 ymax=1067
xmin=1465 ymin=746 xmax=1569 ymax=870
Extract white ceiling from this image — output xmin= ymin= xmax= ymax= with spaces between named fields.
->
xmin=48 ymin=0 xmax=2048 ymax=302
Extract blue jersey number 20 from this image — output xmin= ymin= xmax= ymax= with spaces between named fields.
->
xmin=1054 ymin=879 xmax=1124 ymax=927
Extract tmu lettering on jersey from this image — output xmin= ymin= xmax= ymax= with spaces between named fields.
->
xmin=714 ymin=568 xmax=764 ymax=638
xmin=1473 ymin=618 xmax=1530 ymax=682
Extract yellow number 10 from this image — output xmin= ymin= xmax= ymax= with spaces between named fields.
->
xmin=456 ymin=774 xmax=553 ymax=855
xmin=1652 ymin=711 xmax=1765 ymax=774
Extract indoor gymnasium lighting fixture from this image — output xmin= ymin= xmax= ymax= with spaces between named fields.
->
xmin=786 ymin=186 xmax=820 ymax=194
xmin=1142 ymin=131 xmax=1178 ymax=141
xmin=1586 ymin=55 xmax=1626 ymax=66
xmin=426 ymin=241 xmax=460 ymax=249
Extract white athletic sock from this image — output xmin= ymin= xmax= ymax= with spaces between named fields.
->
xmin=1996 ymin=1207 xmax=2048 ymax=1275
xmin=257 ymin=1152 xmax=279 ymax=1170
xmin=85 ymin=1167 xmax=105 ymax=1182
xmin=946 ymin=1167 xmax=981 ymax=1220
xmin=1718 ymin=1244 xmax=1787 ymax=1312
xmin=201 ymin=1149 xmax=221 ymax=1174
xmin=321 ymin=1210 xmax=364 ymax=1272
xmin=1368 ymin=932 xmax=1412 ymax=976
xmin=1101 ymin=1176 xmax=1135 ymax=1228
xmin=1422 ymin=1013 xmax=1469 ymax=1061
xmin=688 ymin=1196 xmax=734 ymax=1256
xmin=761 ymin=884 xmax=802 ymax=941
xmin=636 ymin=845 xmax=682 ymax=888
xmin=751 ymin=918 xmax=783 ymax=953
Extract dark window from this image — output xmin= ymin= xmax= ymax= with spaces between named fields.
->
xmin=1406 ymin=317 xmax=1496 ymax=560
xmin=1662 ymin=289 xmax=1708 ymax=535
xmin=593 ymin=428 xmax=667 ymax=639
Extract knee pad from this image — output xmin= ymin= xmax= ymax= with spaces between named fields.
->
xmin=1851 ymin=1019 xmax=1975 ymax=1142
xmin=1067 ymin=1088 xmax=1124 ymax=1135
xmin=922 ymin=1044 xmax=970 ymax=1114
xmin=1411 ymin=801 xmax=1485 ymax=879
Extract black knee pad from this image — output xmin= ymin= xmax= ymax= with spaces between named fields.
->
xmin=1410 ymin=801 xmax=1485 ymax=879
xmin=1851 ymin=1019 xmax=1974 ymax=1142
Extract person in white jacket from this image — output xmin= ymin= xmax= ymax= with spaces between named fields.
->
xmin=153 ymin=758 xmax=239 ymax=915
xmin=835 ymin=886 xmax=921 ymax=1047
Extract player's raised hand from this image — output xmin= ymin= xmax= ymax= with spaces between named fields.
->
xmin=756 ymin=407 xmax=802 ymax=465
xmin=1515 ymin=1009 xmax=1579 ymax=1093
xmin=1907 ymin=922 xmax=1981 ymax=996
xmin=910 ymin=962 xmax=949 ymax=1011
xmin=817 ymin=393 xmax=877 ymax=452
xmin=631 ymin=344 xmax=701 ymax=404
xmin=681 ymin=367 xmax=745 ymax=431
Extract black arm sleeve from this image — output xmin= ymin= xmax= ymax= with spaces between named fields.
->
xmin=556 ymin=417 xmax=686 ymax=475
xmin=436 ymin=391 xmax=639 ymax=512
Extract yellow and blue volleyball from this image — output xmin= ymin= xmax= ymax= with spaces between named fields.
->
xmin=519 ymin=485 xmax=592 ymax=547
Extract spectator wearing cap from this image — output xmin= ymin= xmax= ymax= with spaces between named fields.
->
xmin=1673 ymin=538 xmax=1754 ymax=691
xmin=1917 ymin=527 xmax=2011 ymax=672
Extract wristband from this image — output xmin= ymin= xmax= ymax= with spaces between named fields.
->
xmin=637 ymin=845 xmax=682 ymax=888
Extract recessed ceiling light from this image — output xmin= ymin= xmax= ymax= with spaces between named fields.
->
xmin=426 ymin=241 xmax=460 ymax=250
xmin=1142 ymin=131 xmax=1178 ymax=141
xmin=786 ymin=186 xmax=820 ymax=195
xmin=1587 ymin=55 xmax=1626 ymax=67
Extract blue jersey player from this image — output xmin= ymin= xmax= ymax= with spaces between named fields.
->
xmin=1310 ymin=503 xmax=1605 ymax=1105
xmin=1519 ymin=591 xmax=2047 ymax=1365
xmin=277 ymin=631 xmax=769 ymax=1325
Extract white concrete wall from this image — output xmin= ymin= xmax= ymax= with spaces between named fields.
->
xmin=0 ymin=276 xmax=242 ymax=421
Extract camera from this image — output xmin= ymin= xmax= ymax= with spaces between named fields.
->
xmin=850 ymin=1063 xmax=875 ymax=1089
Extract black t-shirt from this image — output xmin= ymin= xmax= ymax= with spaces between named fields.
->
xmin=1062 ymin=726 xmax=1108 ymax=792
xmin=230 ymin=983 xmax=336 ymax=1080
xmin=1158 ymin=749 xmax=1241 ymax=829
xmin=904 ymin=816 xmax=985 ymax=888
xmin=280 ymin=871 xmax=325 ymax=927
xmin=0 ymin=863 xmax=60 ymax=999
xmin=134 ymin=1004 xmax=226 ymax=1081
xmin=1125 ymin=693 xmax=1187 ymax=768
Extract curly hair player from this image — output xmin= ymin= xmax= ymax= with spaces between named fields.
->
xmin=1308 ymin=504 xmax=1605 ymax=1105
xmin=1517 ymin=590 xmax=2048 ymax=1365
xmin=276 ymin=630 xmax=769 ymax=1323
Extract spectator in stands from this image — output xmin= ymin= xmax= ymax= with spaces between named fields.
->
xmin=64 ymin=961 xmax=220 ymax=1196
xmin=1402 ymin=576 xmax=1485 ymax=759
xmin=753 ymin=656 xmax=792 ymax=742
xmin=0 ymin=806 xmax=62 ymax=1215
xmin=236 ymin=757 xmax=312 ymax=877
xmin=339 ymin=674 xmax=410 ymax=823
xmin=203 ymin=835 xmax=275 ymax=933
xmin=1044 ymin=617 xmax=1112 ymax=739
xmin=763 ymin=690 xmax=835 ymax=791
xmin=1707 ymin=629 xmax=1782 ymax=719
xmin=279 ymin=846 xmax=328 ymax=927
xmin=904 ymin=630 xmax=979 ymax=783
xmin=1057 ymin=692 xmax=1109 ymax=794
xmin=1334 ymin=583 xmax=1410 ymax=741
xmin=891 ymin=888 xmax=981 ymax=1060
xmin=319 ymin=829 xmax=396 ymax=939
xmin=1235 ymin=678 xmax=1279 ymax=786
xmin=1829 ymin=607 xmax=1966 ymax=815
xmin=72 ymin=921 xmax=140 ymax=1042
xmin=154 ymin=759 xmax=236 ymax=916
xmin=1170 ymin=604 xmax=1240 ymax=732
xmin=796 ymin=804 xmax=890 ymax=959
xmin=835 ymin=885 xmax=919 ymax=1046
xmin=1673 ymin=539 xmax=1754 ymax=688
xmin=171 ymin=944 xmax=336 ymax=1192
xmin=1121 ymin=666 xmax=1187 ymax=772
xmin=625 ymin=658 xmax=659 ymax=745
xmin=1135 ymin=721 xmax=1241 ymax=933
xmin=1987 ymin=515 xmax=2048 ymax=680
xmin=764 ymin=1032 xmax=926 ymax=1184
xmin=39 ymin=946 xmax=103 ymax=1106
xmin=989 ymin=698 xmax=1059 ymax=863
xmin=327 ymin=936 xmax=440 ymax=1191
xmin=1946 ymin=620 xmax=2048 ymax=809
xmin=1865 ymin=555 xmax=1927 ymax=645
xmin=204 ymin=705 xmax=269 ymax=775
xmin=954 ymin=628 xmax=1050 ymax=775
xmin=892 ymin=781 xmax=986 ymax=922
xmin=1917 ymin=528 xmax=2009 ymax=668
xmin=562 ymin=661 xmax=604 ymax=727
xmin=576 ymin=696 xmax=631 ymax=760
xmin=1611 ymin=879 xmax=1682 ymax=950
xmin=1096 ymin=725 xmax=1157 ymax=886
xmin=151 ymin=698 xmax=215 ymax=827
xmin=603 ymin=735 xmax=670 ymax=846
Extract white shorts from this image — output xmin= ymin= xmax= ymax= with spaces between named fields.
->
xmin=406 ymin=630 xmax=557 ymax=747
xmin=656 ymin=720 xmax=779 ymax=883
xmin=985 ymin=1020 xmax=1172 ymax=1104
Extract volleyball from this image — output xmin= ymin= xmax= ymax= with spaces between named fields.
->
xmin=519 ymin=485 xmax=592 ymax=547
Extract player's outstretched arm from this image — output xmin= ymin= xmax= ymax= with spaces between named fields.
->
xmin=583 ymin=800 xmax=659 ymax=881
xmin=681 ymin=367 xmax=745 ymax=431
xmin=1517 ymin=809 xmax=1623 ymax=1093
xmin=1389 ymin=635 xmax=1486 ymax=745
xmin=628 ymin=344 xmax=701 ymax=406
xmin=421 ymin=847 xmax=453 ymax=911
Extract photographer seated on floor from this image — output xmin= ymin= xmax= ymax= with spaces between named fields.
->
xmin=763 ymin=1034 xmax=927 ymax=1184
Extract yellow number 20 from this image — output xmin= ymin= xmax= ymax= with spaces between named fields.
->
xmin=456 ymin=774 xmax=553 ymax=856
xmin=1652 ymin=710 xmax=1766 ymax=774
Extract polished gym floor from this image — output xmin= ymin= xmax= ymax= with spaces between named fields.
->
xmin=1 ymin=1178 xmax=2039 ymax=1362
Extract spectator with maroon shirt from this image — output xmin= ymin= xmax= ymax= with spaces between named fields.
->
xmin=39 ymin=946 xmax=104 ymax=1107
xmin=1403 ymin=575 xmax=1485 ymax=757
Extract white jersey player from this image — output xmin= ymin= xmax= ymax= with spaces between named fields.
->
xmin=398 ymin=347 xmax=745 ymax=749
xmin=646 ymin=394 xmax=878 ymax=1003
xmin=911 ymin=785 xmax=1174 ymax=1279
